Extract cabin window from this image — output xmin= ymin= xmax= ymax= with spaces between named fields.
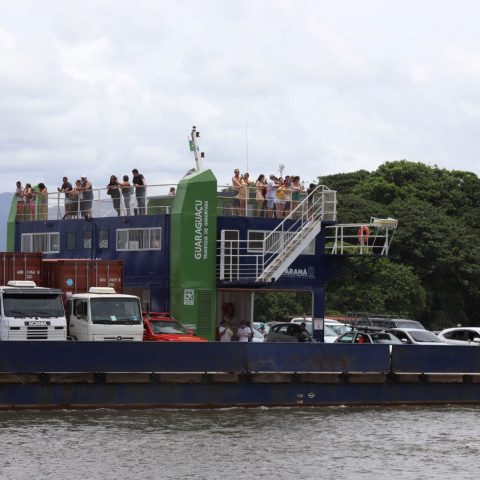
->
xmin=66 ymin=232 xmax=76 ymax=250
xmin=83 ymin=231 xmax=92 ymax=249
xmin=99 ymin=230 xmax=109 ymax=249
xmin=116 ymin=228 xmax=162 ymax=251
xmin=21 ymin=233 xmax=60 ymax=253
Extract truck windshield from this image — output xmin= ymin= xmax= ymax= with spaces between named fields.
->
xmin=90 ymin=298 xmax=142 ymax=324
xmin=3 ymin=294 xmax=65 ymax=318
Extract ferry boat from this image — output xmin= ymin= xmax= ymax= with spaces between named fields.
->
xmin=4 ymin=127 xmax=479 ymax=409
xmin=7 ymin=127 xmax=396 ymax=342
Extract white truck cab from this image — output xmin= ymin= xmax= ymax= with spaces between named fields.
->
xmin=67 ymin=287 xmax=143 ymax=341
xmin=0 ymin=280 xmax=67 ymax=340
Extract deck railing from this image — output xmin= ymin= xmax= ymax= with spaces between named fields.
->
xmin=13 ymin=183 xmax=338 ymax=221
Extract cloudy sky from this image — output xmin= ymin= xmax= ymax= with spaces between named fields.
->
xmin=1 ymin=0 xmax=480 ymax=194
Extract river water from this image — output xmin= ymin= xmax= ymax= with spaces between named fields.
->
xmin=0 ymin=406 xmax=478 ymax=480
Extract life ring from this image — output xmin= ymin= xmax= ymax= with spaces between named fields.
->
xmin=357 ymin=225 xmax=370 ymax=244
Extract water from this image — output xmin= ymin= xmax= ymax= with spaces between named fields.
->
xmin=0 ymin=406 xmax=478 ymax=480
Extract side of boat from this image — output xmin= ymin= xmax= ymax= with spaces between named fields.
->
xmin=1 ymin=341 xmax=479 ymax=409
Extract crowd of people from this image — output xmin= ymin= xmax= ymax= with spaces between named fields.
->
xmin=231 ymin=168 xmax=316 ymax=218
xmin=15 ymin=166 xmax=316 ymax=222
xmin=217 ymin=319 xmax=254 ymax=342
xmin=15 ymin=169 xmax=147 ymax=221
xmin=15 ymin=181 xmax=49 ymax=221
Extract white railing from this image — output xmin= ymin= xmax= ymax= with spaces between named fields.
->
xmin=217 ymin=185 xmax=337 ymax=282
xmin=257 ymin=185 xmax=335 ymax=281
xmin=324 ymin=217 xmax=398 ymax=256
xmin=14 ymin=184 xmax=179 ymax=221
xmin=216 ymin=184 xmax=336 ymax=220
xmin=15 ymin=182 xmax=338 ymax=222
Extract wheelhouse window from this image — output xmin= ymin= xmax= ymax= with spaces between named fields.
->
xmin=116 ymin=228 xmax=162 ymax=251
xmin=21 ymin=233 xmax=60 ymax=253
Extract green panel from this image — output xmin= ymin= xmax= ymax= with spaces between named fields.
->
xmin=197 ymin=289 xmax=213 ymax=336
xmin=6 ymin=196 xmax=19 ymax=252
xmin=170 ymin=169 xmax=217 ymax=340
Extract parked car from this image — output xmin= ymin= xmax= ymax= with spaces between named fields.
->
xmin=387 ymin=328 xmax=446 ymax=345
xmin=437 ymin=327 xmax=480 ymax=345
xmin=143 ymin=312 xmax=208 ymax=342
xmin=352 ymin=317 xmax=425 ymax=330
xmin=334 ymin=330 xmax=402 ymax=345
xmin=253 ymin=322 xmax=270 ymax=335
xmin=265 ymin=322 xmax=313 ymax=343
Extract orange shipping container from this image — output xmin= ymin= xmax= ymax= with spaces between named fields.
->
xmin=41 ymin=259 xmax=123 ymax=296
xmin=0 ymin=252 xmax=43 ymax=285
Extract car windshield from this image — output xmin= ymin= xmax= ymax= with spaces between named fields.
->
xmin=395 ymin=320 xmax=425 ymax=329
xmin=408 ymin=330 xmax=443 ymax=343
xmin=150 ymin=320 xmax=188 ymax=334
xmin=3 ymin=293 xmax=65 ymax=318
xmin=90 ymin=298 xmax=142 ymax=324
xmin=328 ymin=324 xmax=350 ymax=335
xmin=324 ymin=325 xmax=338 ymax=337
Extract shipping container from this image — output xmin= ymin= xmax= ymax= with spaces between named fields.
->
xmin=0 ymin=252 xmax=43 ymax=285
xmin=42 ymin=259 xmax=123 ymax=296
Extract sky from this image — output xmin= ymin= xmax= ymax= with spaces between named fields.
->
xmin=1 ymin=0 xmax=480 ymax=193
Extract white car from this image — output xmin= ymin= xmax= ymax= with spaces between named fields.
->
xmin=387 ymin=328 xmax=447 ymax=345
xmin=437 ymin=327 xmax=480 ymax=345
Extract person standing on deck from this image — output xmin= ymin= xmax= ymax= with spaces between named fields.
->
xmin=58 ymin=177 xmax=73 ymax=219
xmin=107 ymin=175 xmax=122 ymax=216
xmin=80 ymin=176 xmax=93 ymax=219
xmin=231 ymin=168 xmax=242 ymax=216
xmin=15 ymin=181 xmax=25 ymax=221
xmin=237 ymin=321 xmax=252 ymax=342
xmin=132 ymin=168 xmax=146 ymax=215
xmin=121 ymin=175 xmax=133 ymax=216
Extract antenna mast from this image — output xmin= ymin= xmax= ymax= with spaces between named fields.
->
xmin=189 ymin=126 xmax=204 ymax=171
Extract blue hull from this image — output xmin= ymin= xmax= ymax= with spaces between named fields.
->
xmin=1 ymin=342 xmax=480 ymax=409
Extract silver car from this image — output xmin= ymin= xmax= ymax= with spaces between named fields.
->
xmin=387 ymin=328 xmax=446 ymax=345
xmin=437 ymin=327 xmax=480 ymax=345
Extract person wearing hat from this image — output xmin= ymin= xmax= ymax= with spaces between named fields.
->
xmin=80 ymin=176 xmax=93 ymax=219
xmin=237 ymin=320 xmax=252 ymax=342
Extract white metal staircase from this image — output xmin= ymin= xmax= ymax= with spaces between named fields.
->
xmin=256 ymin=185 xmax=336 ymax=282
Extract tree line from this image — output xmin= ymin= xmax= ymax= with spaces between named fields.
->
xmin=255 ymin=161 xmax=480 ymax=330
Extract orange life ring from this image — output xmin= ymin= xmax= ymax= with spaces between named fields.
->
xmin=357 ymin=225 xmax=370 ymax=244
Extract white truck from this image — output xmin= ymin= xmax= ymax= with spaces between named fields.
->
xmin=66 ymin=287 xmax=143 ymax=341
xmin=0 ymin=281 xmax=67 ymax=340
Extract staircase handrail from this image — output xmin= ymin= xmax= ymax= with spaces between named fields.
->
xmin=261 ymin=184 xmax=336 ymax=272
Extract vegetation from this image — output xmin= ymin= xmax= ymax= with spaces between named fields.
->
xmin=253 ymin=161 xmax=480 ymax=330
xmin=322 ymin=160 xmax=480 ymax=329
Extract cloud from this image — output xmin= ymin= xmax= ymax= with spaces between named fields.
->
xmin=1 ymin=0 xmax=480 ymax=198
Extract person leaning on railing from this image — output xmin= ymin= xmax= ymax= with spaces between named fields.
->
xmin=107 ymin=175 xmax=122 ymax=216
xmin=121 ymin=175 xmax=133 ymax=216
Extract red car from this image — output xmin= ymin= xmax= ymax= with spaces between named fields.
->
xmin=143 ymin=312 xmax=208 ymax=342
